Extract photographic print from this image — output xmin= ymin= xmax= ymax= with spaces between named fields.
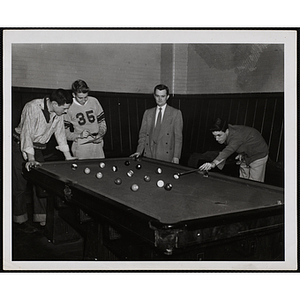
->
xmin=2 ymin=29 xmax=297 ymax=271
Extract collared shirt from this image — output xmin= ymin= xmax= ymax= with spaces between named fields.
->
xmin=155 ymin=104 xmax=167 ymax=126
xmin=15 ymin=98 xmax=69 ymax=160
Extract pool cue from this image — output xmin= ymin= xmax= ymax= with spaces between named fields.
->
xmin=174 ymin=168 xmax=204 ymax=179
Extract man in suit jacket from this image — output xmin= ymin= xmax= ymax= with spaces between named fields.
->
xmin=131 ymin=84 xmax=183 ymax=163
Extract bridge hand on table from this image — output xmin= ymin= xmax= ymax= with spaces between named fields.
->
xmin=25 ymin=160 xmax=41 ymax=171
xmin=199 ymin=162 xmax=213 ymax=171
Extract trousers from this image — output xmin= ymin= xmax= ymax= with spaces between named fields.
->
xmin=12 ymin=141 xmax=46 ymax=224
xmin=239 ymin=155 xmax=268 ymax=182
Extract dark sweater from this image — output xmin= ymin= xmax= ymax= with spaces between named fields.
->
xmin=214 ymin=125 xmax=269 ymax=167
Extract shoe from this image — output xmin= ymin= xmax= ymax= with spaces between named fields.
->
xmin=14 ymin=221 xmax=38 ymax=234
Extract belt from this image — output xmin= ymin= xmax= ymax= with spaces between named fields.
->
xmin=12 ymin=132 xmax=46 ymax=150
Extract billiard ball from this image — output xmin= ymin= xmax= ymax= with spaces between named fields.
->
xmin=136 ymin=164 xmax=142 ymax=170
xmin=112 ymin=165 xmax=118 ymax=172
xmin=131 ymin=184 xmax=139 ymax=191
xmin=71 ymin=163 xmax=78 ymax=170
xmin=156 ymin=180 xmax=165 ymax=188
xmin=156 ymin=167 xmax=163 ymax=174
xmin=164 ymin=183 xmax=173 ymax=191
xmin=173 ymin=173 xmax=180 ymax=179
xmin=114 ymin=178 xmax=122 ymax=185
xmin=96 ymin=172 xmax=103 ymax=179
xmin=203 ymin=171 xmax=209 ymax=178
xmin=124 ymin=160 xmax=130 ymax=166
xmin=84 ymin=167 xmax=91 ymax=174
xmin=99 ymin=162 xmax=105 ymax=168
xmin=127 ymin=170 xmax=134 ymax=177
xmin=144 ymin=175 xmax=151 ymax=182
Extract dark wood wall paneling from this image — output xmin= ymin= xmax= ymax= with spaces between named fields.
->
xmin=12 ymin=87 xmax=284 ymax=168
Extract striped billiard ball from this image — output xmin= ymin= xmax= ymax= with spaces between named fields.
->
xmin=71 ymin=163 xmax=78 ymax=170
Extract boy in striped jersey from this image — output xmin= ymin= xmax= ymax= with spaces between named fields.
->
xmin=64 ymin=80 xmax=107 ymax=159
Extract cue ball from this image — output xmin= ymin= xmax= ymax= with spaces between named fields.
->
xmin=124 ymin=160 xmax=130 ymax=166
xmin=112 ymin=165 xmax=118 ymax=172
xmin=114 ymin=178 xmax=122 ymax=185
xmin=136 ymin=164 xmax=142 ymax=170
xmin=71 ymin=163 xmax=78 ymax=170
xmin=99 ymin=162 xmax=105 ymax=168
xmin=84 ymin=167 xmax=91 ymax=174
xmin=156 ymin=167 xmax=163 ymax=174
xmin=96 ymin=172 xmax=103 ymax=179
xmin=144 ymin=175 xmax=151 ymax=182
xmin=131 ymin=184 xmax=139 ymax=191
xmin=173 ymin=173 xmax=180 ymax=179
xmin=164 ymin=183 xmax=173 ymax=191
xmin=156 ymin=180 xmax=165 ymax=188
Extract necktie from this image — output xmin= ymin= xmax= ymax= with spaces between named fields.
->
xmin=152 ymin=107 xmax=162 ymax=143
xmin=156 ymin=107 xmax=162 ymax=127
xmin=42 ymin=97 xmax=50 ymax=123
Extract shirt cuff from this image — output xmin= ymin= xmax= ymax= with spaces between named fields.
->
xmin=56 ymin=144 xmax=69 ymax=153
xmin=22 ymin=147 xmax=34 ymax=160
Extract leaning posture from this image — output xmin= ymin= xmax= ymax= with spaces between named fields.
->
xmin=13 ymin=89 xmax=75 ymax=233
xmin=199 ymin=118 xmax=269 ymax=182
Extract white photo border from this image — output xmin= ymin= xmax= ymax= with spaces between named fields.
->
xmin=3 ymin=29 xmax=297 ymax=271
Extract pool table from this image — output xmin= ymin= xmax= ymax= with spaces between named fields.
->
xmin=23 ymin=157 xmax=284 ymax=261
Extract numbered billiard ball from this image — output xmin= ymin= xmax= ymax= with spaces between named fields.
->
xmin=96 ymin=172 xmax=103 ymax=179
xmin=114 ymin=178 xmax=122 ymax=185
xmin=112 ymin=165 xmax=118 ymax=172
xmin=71 ymin=163 xmax=78 ymax=170
xmin=84 ymin=167 xmax=91 ymax=174
xmin=136 ymin=164 xmax=142 ymax=170
xmin=124 ymin=160 xmax=130 ymax=166
xmin=127 ymin=170 xmax=134 ymax=177
xmin=144 ymin=175 xmax=151 ymax=182
xmin=156 ymin=180 xmax=165 ymax=188
xmin=99 ymin=162 xmax=105 ymax=168
xmin=156 ymin=167 xmax=163 ymax=174
xmin=131 ymin=184 xmax=139 ymax=191
xmin=164 ymin=183 xmax=173 ymax=191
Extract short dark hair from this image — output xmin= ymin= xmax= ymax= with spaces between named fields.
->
xmin=154 ymin=84 xmax=169 ymax=96
xmin=50 ymin=89 xmax=73 ymax=106
xmin=210 ymin=118 xmax=228 ymax=132
xmin=72 ymin=79 xmax=90 ymax=94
